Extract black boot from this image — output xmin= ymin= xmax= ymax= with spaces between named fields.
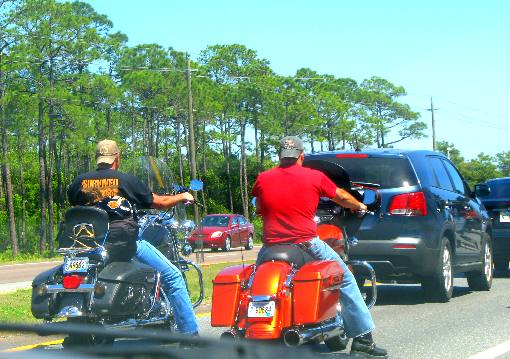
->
xmin=350 ymin=332 xmax=388 ymax=358
xmin=179 ymin=332 xmax=201 ymax=349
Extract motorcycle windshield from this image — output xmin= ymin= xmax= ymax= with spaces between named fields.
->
xmin=134 ymin=156 xmax=187 ymax=223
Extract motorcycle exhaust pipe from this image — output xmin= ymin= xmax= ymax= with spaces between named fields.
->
xmin=283 ymin=319 xmax=341 ymax=347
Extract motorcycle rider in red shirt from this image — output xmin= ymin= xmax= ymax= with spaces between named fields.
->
xmin=252 ymin=136 xmax=387 ymax=359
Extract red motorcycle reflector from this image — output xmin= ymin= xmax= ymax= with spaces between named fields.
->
xmin=389 ymin=192 xmax=427 ymax=216
xmin=335 ymin=153 xmax=368 ymax=158
xmin=63 ymin=275 xmax=84 ymax=289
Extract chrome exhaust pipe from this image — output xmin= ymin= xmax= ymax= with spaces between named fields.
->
xmin=283 ymin=318 xmax=341 ymax=347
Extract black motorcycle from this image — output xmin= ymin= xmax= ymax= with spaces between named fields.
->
xmin=31 ymin=158 xmax=204 ymax=346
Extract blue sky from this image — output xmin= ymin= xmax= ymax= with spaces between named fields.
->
xmin=84 ymin=0 xmax=510 ymax=160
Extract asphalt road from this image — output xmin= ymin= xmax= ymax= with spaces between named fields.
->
xmin=3 ymin=264 xmax=510 ymax=358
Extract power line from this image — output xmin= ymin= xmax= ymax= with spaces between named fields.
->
xmin=440 ymin=110 xmax=510 ymax=132
xmin=435 ymin=95 xmax=510 ymax=121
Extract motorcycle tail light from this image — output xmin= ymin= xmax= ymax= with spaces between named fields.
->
xmin=389 ymin=192 xmax=427 ymax=216
xmin=63 ymin=275 xmax=84 ymax=289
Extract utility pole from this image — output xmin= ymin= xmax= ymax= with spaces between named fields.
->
xmin=186 ymin=57 xmax=203 ymax=262
xmin=427 ymin=97 xmax=437 ymax=151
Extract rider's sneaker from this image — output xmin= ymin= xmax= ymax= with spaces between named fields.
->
xmin=350 ymin=332 xmax=388 ymax=358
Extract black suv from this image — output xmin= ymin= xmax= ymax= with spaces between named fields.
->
xmin=305 ymin=149 xmax=493 ymax=302
xmin=475 ymin=177 xmax=510 ymax=272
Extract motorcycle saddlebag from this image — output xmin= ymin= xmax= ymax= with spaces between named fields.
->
xmin=292 ymin=260 xmax=344 ymax=325
xmin=31 ymin=265 xmax=62 ymax=319
xmin=211 ymin=264 xmax=254 ymax=327
xmin=92 ymin=260 xmax=155 ymax=317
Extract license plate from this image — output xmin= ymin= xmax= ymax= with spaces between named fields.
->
xmin=500 ymin=211 xmax=510 ymax=223
xmin=247 ymin=301 xmax=275 ymax=318
xmin=63 ymin=257 xmax=89 ymax=274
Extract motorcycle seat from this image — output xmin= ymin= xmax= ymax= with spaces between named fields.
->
xmin=257 ymin=244 xmax=314 ymax=268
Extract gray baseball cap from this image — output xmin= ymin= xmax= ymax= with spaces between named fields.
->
xmin=279 ymin=136 xmax=304 ymax=158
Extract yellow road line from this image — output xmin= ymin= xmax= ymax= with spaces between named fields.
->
xmin=4 ymin=313 xmax=212 ymax=352
xmin=4 ymin=339 xmax=63 ymax=352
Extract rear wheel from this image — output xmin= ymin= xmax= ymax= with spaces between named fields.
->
xmin=223 ymin=236 xmax=231 ymax=252
xmin=466 ymin=235 xmax=493 ymax=291
xmin=245 ymin=234 xmax=254 ymax=250
xmin=422 ymin=238 xmax=453 ymax=302
xmin=324 ymin=333 xmax=349 ymax=351
xmin=62 ymin=323 xmax=114 ymax=348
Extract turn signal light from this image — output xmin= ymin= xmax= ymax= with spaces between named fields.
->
xmin=62 ymin=275 xmax=84 ymax=289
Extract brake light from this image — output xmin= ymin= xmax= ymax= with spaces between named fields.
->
xmin=335 ymin=153 xmax=368 ymax=158
xmin=63 ymin=275 xmax=84 ymax=289
xmin=389 ymin=192 xmax=427 ymax=216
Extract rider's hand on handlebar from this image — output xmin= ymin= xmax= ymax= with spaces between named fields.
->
xmin=180 ymin=192 xmax=195 ymax=204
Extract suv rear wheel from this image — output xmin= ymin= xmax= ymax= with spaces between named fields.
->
xmin=466 ymin=234 xmax=493 ymax=291
xmin=422 ymin=238 xmax=453 ymax=302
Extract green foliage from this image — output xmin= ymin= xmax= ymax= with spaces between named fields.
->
xmin=0 ymin=0 xmax=428 ymax=255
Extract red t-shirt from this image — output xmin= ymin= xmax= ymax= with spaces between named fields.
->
xmin=251 ymin=164 xmax=337 ymax=245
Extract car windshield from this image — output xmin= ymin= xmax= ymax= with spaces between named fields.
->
xmin=485 ymin=179 xmax=510 ymax=198
xmin=201 ymin=215 xmax=230 ymax=227
xmin=326 ymin=157 xmax=418 ymax=189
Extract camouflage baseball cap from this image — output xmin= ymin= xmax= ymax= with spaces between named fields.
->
xmin=96 ymin=139 xmax=120 ymax=165
xmin=279 ymin=136 xmax=304 ymax=158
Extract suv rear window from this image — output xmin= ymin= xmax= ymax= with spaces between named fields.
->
xmin=325 ymin=157 xmax=417 ymax=189
xmin=485 ymin=179 xmax=510 ymax=198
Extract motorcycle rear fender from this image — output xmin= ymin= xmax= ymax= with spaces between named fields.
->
xmin=240 ymin=261 xmax=293 ymax=339
xmin=56 ymin=293 xmax=86 ymax=318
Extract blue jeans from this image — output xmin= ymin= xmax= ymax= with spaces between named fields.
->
xmin=136 ymin=239 xmax=198 ymax=334
xmin=258 ymin=237 xmax=374 ymax=338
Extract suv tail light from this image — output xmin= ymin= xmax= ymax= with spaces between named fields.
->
xmin=389 ymin=192 xmax=427 ymax=216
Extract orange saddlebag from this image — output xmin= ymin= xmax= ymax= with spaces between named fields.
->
xmin=292 ymin=260 xmax=344 ymax=325
xmin=211 ymin=264 xmax=254 ymax=327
